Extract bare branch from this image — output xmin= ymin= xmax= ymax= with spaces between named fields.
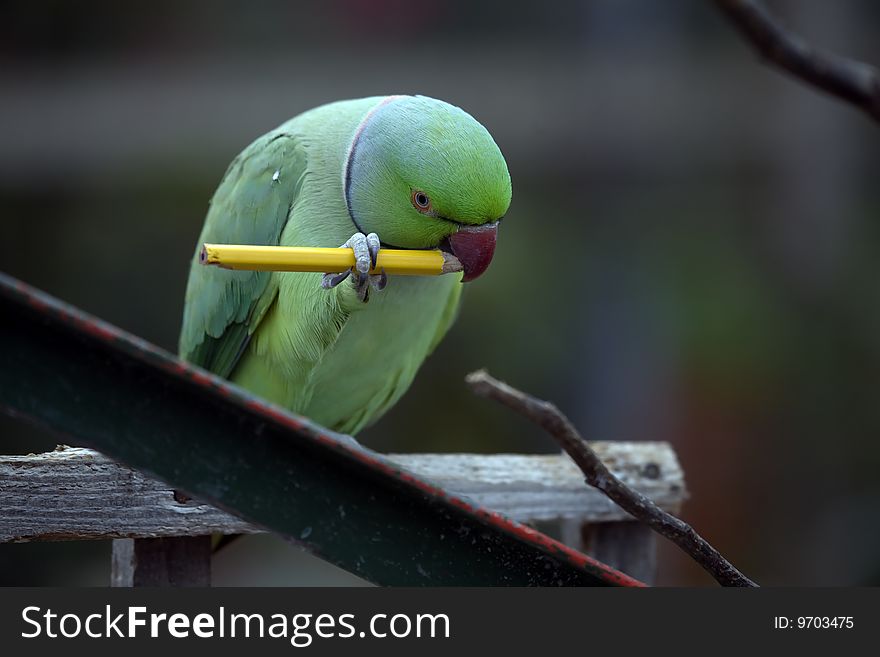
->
xmin=714 ymin=0 xmax=880 ymax=123
xmin=465 ymin=369 xmax=758 ymax=587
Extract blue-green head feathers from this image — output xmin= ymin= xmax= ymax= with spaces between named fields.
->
xmin=344 ymin=95 xmax=512 ymax=249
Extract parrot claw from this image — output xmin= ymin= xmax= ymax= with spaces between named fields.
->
xmin=322 ymin=232 xmax=387 ymax=303
xmin=367 ymin=232 xmax=380 ymax=269
xmin=321 ymin=270 xmax=351 ymax=289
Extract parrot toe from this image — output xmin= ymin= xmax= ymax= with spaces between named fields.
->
xmin=366 ymin=232 xmax=380 ymax=269
xmin=321 ymin=270 xmax=351 ymax=289
xmin=322 ymin=232 xmax=388 ymax=303
xmin=346 ymin=232 xmax=372 ymax=275
xmin=354 ymin=271 xmax=371 ymax=303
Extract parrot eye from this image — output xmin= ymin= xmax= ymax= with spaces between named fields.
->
xmin=411 ymin=190 xmax=432 ymax=212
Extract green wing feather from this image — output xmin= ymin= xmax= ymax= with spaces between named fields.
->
xmin=179 ymin=132 xmax=307 ymax=377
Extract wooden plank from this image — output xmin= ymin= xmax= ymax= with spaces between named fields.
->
xmin=0 ymin=445 xmax=686 ymax=543
xmin=392 ymin=445 xmax=685 ymax=522
xmin=111 ymin=536 xmax=211 ymax=587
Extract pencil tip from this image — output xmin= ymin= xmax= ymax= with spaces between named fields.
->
xmin=441 ymin=253 xmax=463 ymax=274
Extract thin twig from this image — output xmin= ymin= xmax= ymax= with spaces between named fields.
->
xmin=465 ymin=369 xmax=757 ymax=587
xmin=714 ymin=0 xmax=880 ymax=123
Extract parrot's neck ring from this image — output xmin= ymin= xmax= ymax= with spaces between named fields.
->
xmin=343 ymin=95 xmax=405 ymax=236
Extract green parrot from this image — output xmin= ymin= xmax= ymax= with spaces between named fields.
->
xmin=179 ymin=95 xmax=511 ymax=436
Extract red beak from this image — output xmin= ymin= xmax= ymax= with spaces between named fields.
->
xmin=446 ymin=222 xmax=499 ymax=282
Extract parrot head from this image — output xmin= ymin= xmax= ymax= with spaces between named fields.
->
xmin=345 ymin=95 xmax=511 ymax=281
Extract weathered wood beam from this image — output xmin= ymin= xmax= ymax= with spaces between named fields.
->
xmin=0 ymin=445 xmax=685 ymax=543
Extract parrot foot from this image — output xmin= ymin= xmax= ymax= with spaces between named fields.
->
xmin=321 ymin=232 xmax=387 ymax=303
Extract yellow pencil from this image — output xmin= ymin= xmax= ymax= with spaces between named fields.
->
xmin=199 ymin=243 xmax=463 ymax=277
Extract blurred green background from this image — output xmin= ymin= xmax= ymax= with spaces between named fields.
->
xmin=2 ymin=0 xmax=879 ymax=586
